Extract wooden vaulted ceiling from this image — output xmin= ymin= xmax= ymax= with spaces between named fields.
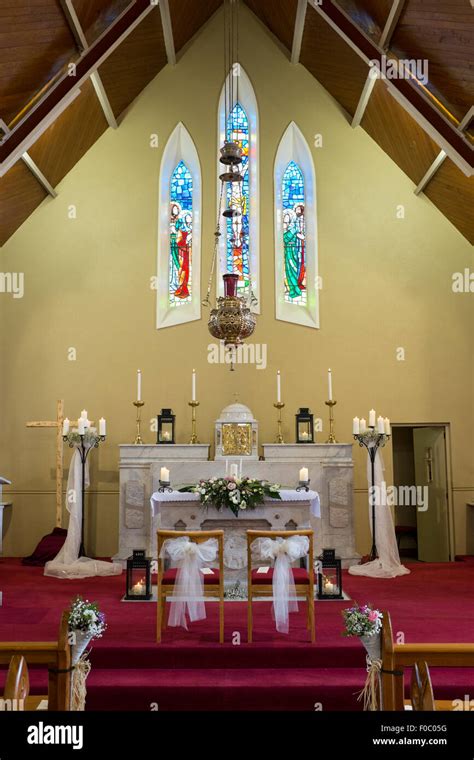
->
xmin=0 ymin=0 xmax=472 ymax=246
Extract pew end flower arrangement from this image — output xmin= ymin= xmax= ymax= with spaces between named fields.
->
xmin=68 ymin=596 xmax=107 ymax=711
xmin=342 ymin=604 xmax=383 ymax=712
xmin=180 ymin=476 xmax=281 ymax=517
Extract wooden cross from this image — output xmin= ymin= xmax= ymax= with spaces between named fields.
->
xmin=26 ymin=400 xmax=65 ymax=528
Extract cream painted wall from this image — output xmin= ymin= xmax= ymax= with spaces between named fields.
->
xmin=0 ymin=6 xmax=472 ymax=558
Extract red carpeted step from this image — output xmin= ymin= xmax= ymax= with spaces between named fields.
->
xmin=84 ymin=667 xmax=367 ymax=711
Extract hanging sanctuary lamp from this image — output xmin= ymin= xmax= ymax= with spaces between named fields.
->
xmin=203 ymin=0 xmax=256 ymax=370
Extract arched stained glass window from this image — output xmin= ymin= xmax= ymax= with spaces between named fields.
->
xmin=157 ymin=123 xmax=201 ymax=330
xmin=226 ymin=103 xmax=250 ymax=290
xmin=282 ymin=161 xmax=306 ymax=305
xmin=274 ymin=123 xmax=319 ymax=329
xmin=217 ymin=66 xmax=259 ymax=310
xmin=169 ymin=161 xmax=193 ymax=306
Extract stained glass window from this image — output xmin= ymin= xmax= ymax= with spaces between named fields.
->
xmin=226 ymin=103 xmax=250 ymax=292
xmin=282 ymin=161 xmax=306 ymax=305
xmin=169 ymin=161 xmax=193 ymax=306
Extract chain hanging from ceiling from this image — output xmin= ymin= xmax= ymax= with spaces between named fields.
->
xmin=203 ymin=0 xmax=256 ymax=370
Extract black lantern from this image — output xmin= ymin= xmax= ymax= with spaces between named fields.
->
xmin=157 ymin=409 xmax=175 ymax=444
xmin=296 ymin=408 xmax=314 ymax=443
xmin=317 ymin=548 xmax=343 ymax=600
xmin=125 ymin=550 xmax=152 ymax=601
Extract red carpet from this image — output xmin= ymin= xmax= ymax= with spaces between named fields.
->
xmin=1 ymin=558 xmax=473 ymax=710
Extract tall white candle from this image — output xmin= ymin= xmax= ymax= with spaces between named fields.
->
xmin=352 ymin=417 xmax=360 ymax=435
xmin=62 ymin=418 xmax=70 ymax=436
xmin=299 ymin=467 xmax=309 ymax=483
xmin=328 ymin=369 xmax=333 ymax=401
xmin=369 ymin=409 xmax=376 ymax=428
xmin=99 ymin=418 xmax=106 ymax=436
xmin=80 ymin=409 xmax=88 ymax=420
xmin=137 ymin=370 xmax=142 ymax=402
xmin=230 ymin=464 xmax=239 ymax=479
xmin=192 ymin=369 xmax=196 ymax=401
xmin=377 ymin=415 xmax=385 ymax=434
xmin=277 ymin=370 xmax=281 ymax=402
xmin=384 ymin=417 xmax=391 ymax=435
xmin=160 ymin=467 xmax=170 ymax=482
xmin=360 ymin=418 xmax=367 ymax=433
xmin=77 ymin=417 xmax=85 ymax=435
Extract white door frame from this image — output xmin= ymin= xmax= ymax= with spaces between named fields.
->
xmin=391 ymin=422 xmax=454 ymax=561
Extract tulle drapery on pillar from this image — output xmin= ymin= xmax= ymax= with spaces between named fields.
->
xmin=349 ymin=450 xmax=410 ymax=579
xmin=44 ymin=444 xmax=122 ymax=579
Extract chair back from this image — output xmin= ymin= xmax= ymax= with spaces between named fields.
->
xmin=246 ymin=529 xmax=314 ymax=575
xmin=157 ymin=530 xmax=224 ymax=575
xmin=4 ymin=655 xmax=29 ymax=702
xmin=411 ymin=661 xmax=436 ymax=711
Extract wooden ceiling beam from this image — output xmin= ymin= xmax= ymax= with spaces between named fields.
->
xmin=352 ymin=0 xmax=404 ymax=128
xmin=291 ymin=0 xmax=308 ymax=64
xmin=308 ymin=0 xmax=473 ymax=175
xmin=1 ymin=117 xmax=56 ymax=198
xmin=159 ymin=0 xmax=176 ymax=66
xmin=415 ymin=107 xmax=474 ymax=196
xmin=59 ymin=0 xmax=118 ymax=129
xmin=0 ymin=0 xmax=156 ymax=176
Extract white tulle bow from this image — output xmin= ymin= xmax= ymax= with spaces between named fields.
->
xmin=251 ymin=535 xmax=310 ymax=634
xmin=159 ymin=537 xmax=219 ymax=629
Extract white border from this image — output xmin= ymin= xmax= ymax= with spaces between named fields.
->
xmin=157 ymin=123 xmax=202 ymax=329
xmin=274 ymin=122 xmax=319 ymax=329
xmin=217 ymin=65 xmax=260 ymax=312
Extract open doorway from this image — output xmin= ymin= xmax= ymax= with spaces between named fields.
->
xmin=392 ymin=425 xmax=452 ymax=562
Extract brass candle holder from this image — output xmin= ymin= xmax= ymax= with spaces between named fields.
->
xmin=133 ymin=401 xmax=145 ymax=445
xmin=325 ymin=400 xmax=338 ymax=444
xmin=273 ymin=401 xmax=285 ymax=444
xmin=189 ymin=400 xmax=200 ymax=444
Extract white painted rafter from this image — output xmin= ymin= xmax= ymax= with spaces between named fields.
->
xmin=415 ymin=107 xmax=474 ymax=194
xmin=159 ymin=0 xmax=176 ymax=66
xmin=291 ymin=0 xmax=308 ymax=65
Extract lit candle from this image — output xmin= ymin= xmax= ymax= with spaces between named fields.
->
xmin=299 ymin=467 xmax=309 ymax=483
xmin=163 ymin=431 xmax=170 ymax=441
xmin=80 ymin=409 xmax=88 ymax=420
xmin=384 ymin=417 xmax=391 ymax=435
xmin=352 ymin=417 xmax=360 ymax=435
xmin=301 ymin=431 xmax=309 ymax=441
xmin=192 ymin=369 xmax=196 ymax=402
xmin=377 ymin=415 xmax=385 ymax=434
xmin=137 ymin=370 xmax=142 ymax=402
xmin=77 ymin=417 xmax=85 ymax=435
xmin=328 ymin=369 xmax=333 ymax=401
xmin=277 ymin=370 xmax=281 ymax=402
xmin=99 ymin=418 xmax=106 ymax=436
xmin=160 ymin=467 xmax=170 ymax=482
xmin=62 ymin=418 xmax=70 ymax=436
xmin=360 ymin=418 xmax=367 ymax=433
xmin=230 ymin=464 xmax=239 ymax=479
xmin=369 ymin=409 xmax=376 ymax=428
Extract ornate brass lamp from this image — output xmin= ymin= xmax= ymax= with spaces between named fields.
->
xmin=208 ymin=273 xmax=256 ymax=348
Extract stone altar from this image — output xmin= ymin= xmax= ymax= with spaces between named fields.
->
xmin=115 ymin=443 xmax=358 ymax=568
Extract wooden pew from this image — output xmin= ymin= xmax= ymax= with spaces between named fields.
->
xmin=0 ymin=611 xmax=71 ymax=711
xmin=381 ymin=611 xmax=474 ymax=711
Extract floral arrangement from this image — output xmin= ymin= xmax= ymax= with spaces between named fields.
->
xmin=180 ymin=476 xmax=281 ymax=517
xmin=342 ymin=604 xmax=383 ymax=638
xmin=68 ymin=596 xmax=107 ymax=639
xmin=64 ymin=429 xmax=101 ymax=446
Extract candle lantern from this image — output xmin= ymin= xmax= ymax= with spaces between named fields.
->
xmin=125 ymin=550 xmax=152 ymax=601
xmin=317 ymin=548 xmax=343 ymax=600
xmin=157 ymin=409 xmax=175 ymax=445
xmin=296 ymin=408 xmax=314 ymax=444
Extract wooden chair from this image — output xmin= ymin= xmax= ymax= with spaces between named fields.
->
xmin=246 ymin=529 xmax=315 ymax=643
xmin=381 ymin=610 xmax=474 ymax=711
xmin=410 ymin=661 xmax=435 ymax=711
xmin=0 ymin=611 xmax=71 ymax=710
xmin=157 ymin=530 xmax=225 ymax=644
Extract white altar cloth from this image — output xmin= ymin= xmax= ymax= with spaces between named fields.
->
xmin=151 ymin=489 xmax=321 ymax=519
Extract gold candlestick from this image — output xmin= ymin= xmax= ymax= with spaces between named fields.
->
xmin=325 ymin=400 xmax=338 ymax=444
xmin=273 ymin=402 xmax=285 ymax=444
xmin=189 ymin=401 xmax=200 ymax=444
xmin=133 ymin=401 xmax=145 ymax=445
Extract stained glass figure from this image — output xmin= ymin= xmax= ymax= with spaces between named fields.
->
xmin=169 ymin=161 xmax=193 ymax=306
xmin=282 ymin=161 xmax=306 ymax=305
xmin=226 ymin=103 xmax=250 ymax=292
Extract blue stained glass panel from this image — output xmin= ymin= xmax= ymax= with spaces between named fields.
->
xmin=169 ymin=161 xmax=193 ymax=306
xmin=226 ymin=103 xmax=250 ymax=291
xmin=282 ymin=161 xmax=307 ymax=305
